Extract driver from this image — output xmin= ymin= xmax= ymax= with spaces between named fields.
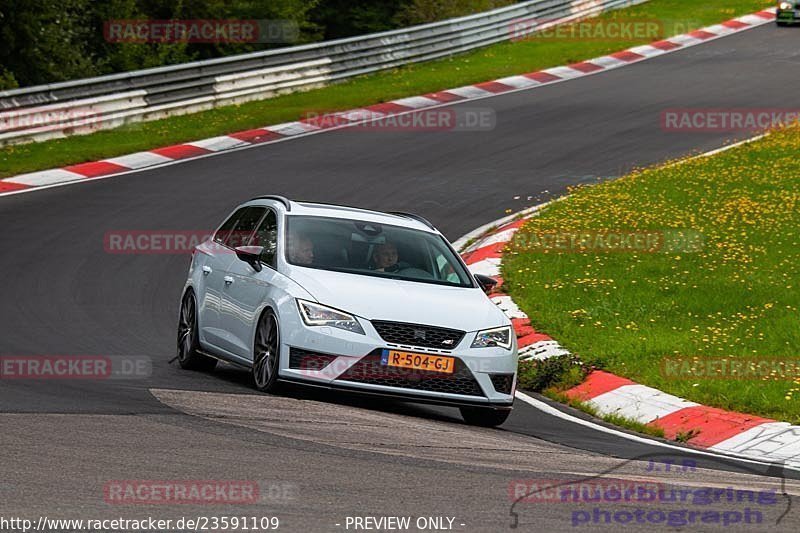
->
xmin=288 ymin=234 xmax=315 ymax=266
xmin=372 ymin=242 xmax=403 ymax=272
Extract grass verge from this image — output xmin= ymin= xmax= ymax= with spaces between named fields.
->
xmin=505 ymin=125 xmax=800 ymax=424
xmin=0 ymin=0 xmax=772 ymax=178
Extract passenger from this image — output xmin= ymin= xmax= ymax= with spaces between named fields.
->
xmin=288 ymin=235 xmax=315 ymax=266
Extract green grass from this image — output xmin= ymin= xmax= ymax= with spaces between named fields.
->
xmin=0 ymin=0 xmax=772 ymax=177
xmin=504 ymin=126 xmax=800 ymax=423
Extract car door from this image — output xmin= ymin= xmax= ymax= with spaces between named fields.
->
xmin=196 ymin=207 xmax=243 ymax=348
xmin=201 ymin=206 xmax=265 ymax=355
xmin=218 ymin=208 xmax=280 ymax=360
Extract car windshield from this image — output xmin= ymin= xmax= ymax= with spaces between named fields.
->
xmin=284 ymin=215 xmax=475 ymax=288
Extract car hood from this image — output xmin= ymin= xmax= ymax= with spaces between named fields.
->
xmin=287 ymin=266 xmax=508 ymax=332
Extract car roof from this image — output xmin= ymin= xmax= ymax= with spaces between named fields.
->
xmin=245 ymin=197 xmax=439 ymax=234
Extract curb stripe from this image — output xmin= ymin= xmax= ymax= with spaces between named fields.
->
xmin=585 ymin=384 xmax=700 ymax=424
xmin=63 ymin=161 xmax=130 ymax=178
xmin=5 ymin=168 xmax=87 ymax=186
xmin=650 ymin=40 xmax=681 ymax=51
xmin=610 ymin=50 xmax=646 ymax=62
xmin=0 ymin=181 xmax=31 ymax=192
xmin=569 ymin=61 xmax=605 ymax=73
xmin=709 ymin=422 xmax=800 ymax=463
xmin=363 ymin=102 xmax=414 ymax=115
xmin=227 ymin=128 xmax=282 ymax=144
xmin=564 ymin=371 xmax=636 ymax=401
xmin=444 ymin=85 xmax=495 ymax=99
xmin=150 ymin=144 xmax=210 ymax=159
xmin=653 ymin=406 xmax=773 ymax=448
xmin=473 ymin=81 xmax=516 ymax=93
xmin=186 ymin=136 xmax=248 ymax=152
xmin=104 ymin=151 xmax=174 ymax=169
xmin=423 ymin=91 xmax=466 ymax=103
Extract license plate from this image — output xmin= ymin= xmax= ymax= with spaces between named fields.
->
xmin=380 ymin=349 xmax=455 ymax=374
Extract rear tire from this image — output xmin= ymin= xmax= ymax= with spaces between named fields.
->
xmin=253 ymin=309 xmax=281 ymax=393
xmin=177 ymin=291 xmax=217 ymax=371
xmin=460 ymin=406 xmax=511 ymax=427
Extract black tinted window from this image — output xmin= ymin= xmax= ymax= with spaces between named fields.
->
xmin=225 ymin=207 xmax=266 ymax=248
xmin=213 ymin=207 xmax=247 ymax=245
xmin=251 ymin=210 xmax=278 ymax=267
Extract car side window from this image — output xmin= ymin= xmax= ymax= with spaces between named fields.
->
xmin=225 ymin=207 xmax=266 ymax=248
xmin=250 ymin=209 xmax=278 ymax=268
xmin=213 ymin=207 xmax=247 ymax=245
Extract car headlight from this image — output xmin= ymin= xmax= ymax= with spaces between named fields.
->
xmin=471 ymin=326 xmax=513 ymax=349
xmin=779 ymin=1 xmax=792 ymax=10
xmin=296 ymin=299 xmax=365 ymax=335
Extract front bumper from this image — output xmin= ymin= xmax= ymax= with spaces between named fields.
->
xmin=277 ymin=309 xmax=517 ymax=406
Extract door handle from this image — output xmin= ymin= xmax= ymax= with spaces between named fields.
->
xmin=202 ymin=265 xmax=212 ymax=275
xmin=223 ymin=276 xmax=234 ymax=285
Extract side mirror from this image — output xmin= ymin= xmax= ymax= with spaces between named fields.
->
xmin=235 ymin=245 xmax=264 ymax=272
xmin=474 ymin=273 xmax=498 ymax=294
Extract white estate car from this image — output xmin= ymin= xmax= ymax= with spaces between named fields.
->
xmin=177 ymin=196 xmax=517 ymax=426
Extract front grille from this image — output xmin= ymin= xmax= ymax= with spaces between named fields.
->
xmin=289 ymin=348 xmax=337 ymax=371
xmin=371 ymin=320 xmax=465 ymax=349
xmin=489 ymin=373 xmax=514 ymax=395
xmin=337 ymin=351 xmax=484 ymax=397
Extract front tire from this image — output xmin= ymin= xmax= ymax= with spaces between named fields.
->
xmin=253 ymin=309 xmax=281 ymax=392
xmin=177 ymin=291 xmax=217 ymax=371
xmin=460 ymin=406 xmax=511 ymax=427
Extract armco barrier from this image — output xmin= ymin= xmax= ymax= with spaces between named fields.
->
xmin=0 ymin=0 xmax=648 ymax=146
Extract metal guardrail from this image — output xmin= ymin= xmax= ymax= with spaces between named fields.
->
xmin=0 ymin=0 xmax=648 ymax=145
